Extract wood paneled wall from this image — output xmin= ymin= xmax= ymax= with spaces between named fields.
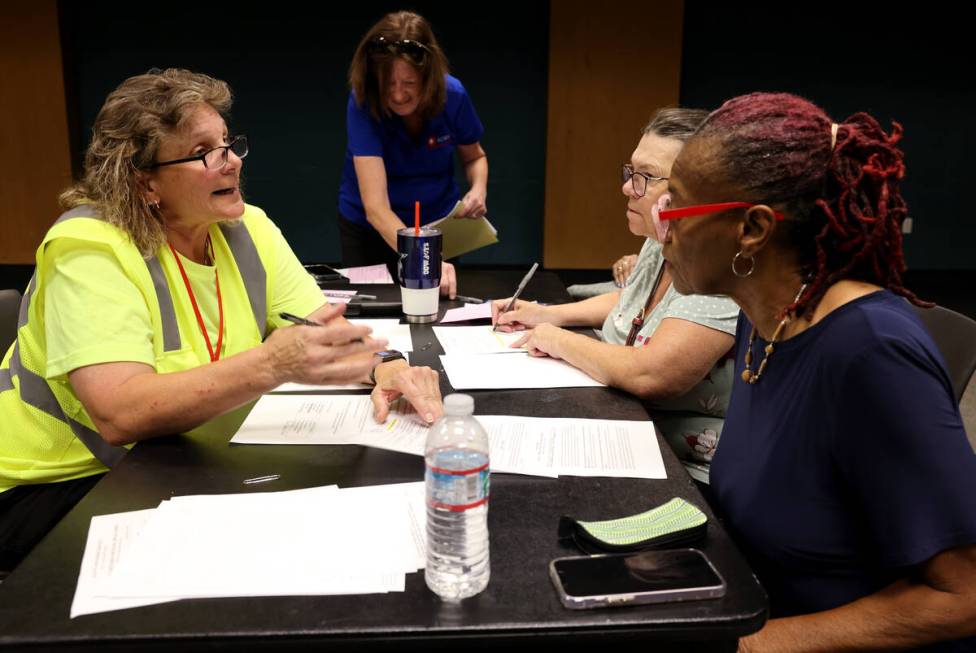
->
xmin=0 ymin=1 xmax=73 ymax=264
xmin=544 ymin=0 xmax=684 ymax=268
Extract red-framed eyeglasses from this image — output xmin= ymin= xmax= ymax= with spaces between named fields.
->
xmin=646 ymin=195 xmax=787 ymax=243
xmin=659 ymin=201 xmax=785 ymax=222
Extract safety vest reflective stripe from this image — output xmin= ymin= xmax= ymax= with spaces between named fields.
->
xmin=146 ymin=256 xmax=182 ymax=352
xmin=2 ymin=341 xmax=126 ymax=468
xmin=218 ymin=222 xmax=267 ymax=338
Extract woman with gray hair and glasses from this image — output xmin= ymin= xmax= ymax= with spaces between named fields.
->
xmin=492 ymin=108 xmax=739 ymax=485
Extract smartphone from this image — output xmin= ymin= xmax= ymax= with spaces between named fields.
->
xmin=549 ymin=548 xmax=726 ymax=610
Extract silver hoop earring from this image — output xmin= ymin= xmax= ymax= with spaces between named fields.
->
xmin=732 ymin=251 xmax=755 ymax=278
xmin=147 ymin=201 xmax=160 ymax=211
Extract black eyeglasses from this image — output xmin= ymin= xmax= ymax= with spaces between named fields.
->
xmin=148 ymin=135 xmax=249 ymax=170
xmin=622 ymin=164 xmax=668 ymax=199
xmin=368 ymin=36 xmax=431 ymax=66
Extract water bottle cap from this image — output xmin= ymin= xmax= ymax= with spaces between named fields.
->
xmin=443 ymin=393 xmax=475 ymax=416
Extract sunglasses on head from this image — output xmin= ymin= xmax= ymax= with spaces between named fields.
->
xmin=368 ymin=36 xmax=431 ymax=66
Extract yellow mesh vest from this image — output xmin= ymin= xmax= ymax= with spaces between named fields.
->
xmin=0 ymin=204 xmax=279 ymax=491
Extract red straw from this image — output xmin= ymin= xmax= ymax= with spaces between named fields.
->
xmin=414 ymin=201 xmax=420 ymax=235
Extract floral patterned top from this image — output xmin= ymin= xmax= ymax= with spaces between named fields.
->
xmin=602 ymin=238 xmax=739 ymax=483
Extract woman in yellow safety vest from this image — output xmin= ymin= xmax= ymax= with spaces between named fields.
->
xmin=0 ymin=68 xmax=443 ymax=575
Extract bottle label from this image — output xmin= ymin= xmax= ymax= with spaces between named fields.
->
xmin=426 ymin=461 xmax=490 ymax=512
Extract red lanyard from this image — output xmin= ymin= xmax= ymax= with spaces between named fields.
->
xmin=169 ymin=234 xmax=224 ymax=362
xmin=625 ymin=263 xmax=666 ymax=347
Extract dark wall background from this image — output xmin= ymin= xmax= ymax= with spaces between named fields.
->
xmin=679 ymin=3 xmax=973 ymax=270
xmin=59 ymin=2 xmax=548 ymax=266
xmin=57 ymin=2 xmax=971 ymax=271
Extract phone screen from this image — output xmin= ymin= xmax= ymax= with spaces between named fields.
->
xmin=552 ymin=549 xmax=724 ymax=599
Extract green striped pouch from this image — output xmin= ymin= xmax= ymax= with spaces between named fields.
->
xmin=558 ymin=498 xmax=708 ymax=554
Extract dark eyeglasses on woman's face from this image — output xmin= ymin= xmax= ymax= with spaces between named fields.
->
xmin=368 ymin=36 xmax=430 ymax=66
xmin=622 ymin=164 xmax=668 ymax=199
xmin=148 ymin=135 xmax=249 ymax=170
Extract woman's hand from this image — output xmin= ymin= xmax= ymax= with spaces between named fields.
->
xmin=491 ymin=298 xmax=556 ymax=332
xmin=511 ymin=323 xmax=569 ymax=359
xmin=612 ymin=254 xmax=638 ymax=287
xmin=370 ymin=359 xmax=443 ymax=424
xmin=458 ymin=188 xmax=487 ymax=218
xmin=440 ymin=261 xmax=457 ymax=298
xmin=264 ymin=304 xmax=386 ymax=386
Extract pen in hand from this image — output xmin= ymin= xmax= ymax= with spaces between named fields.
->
xmin=492 ymin=262 xmax=539 ymax=332
xmin=279 ymin=312 xmax=365 ymax=343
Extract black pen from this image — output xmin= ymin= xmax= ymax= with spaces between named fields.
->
xmin=492 ymin=262 xmax=539 ymax=332
xmin=279 ymin=312 xmax=366 ymax=343
xmin=455 ymin=294 xmax=484 ymax=304
xmin=279 ymin=312 xmax=322 ymax=327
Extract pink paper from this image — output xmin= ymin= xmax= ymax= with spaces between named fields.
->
xmin=335 ymin=264 xmax=395 ymax=284
xmin=322 ymin=289 xmax=358 ymax=304
xmin=440 ymin=303 xmax=492 ymax=323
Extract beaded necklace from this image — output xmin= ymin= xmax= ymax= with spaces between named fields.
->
xmin=741 ymin=283 xmax=807 ymax=384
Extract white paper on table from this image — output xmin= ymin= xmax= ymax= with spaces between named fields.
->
xmin=270 ymin=381 xmax=370 ymax=392
xmin=337 ymin=482 xmax=427 ymax=571
xmin=439 ymin=352 xmax=606 ymax=389
xmin=231 ymin=395 xmax=426 ymax=445
xmin=478 ymin=415 xmax=666 ymax=479
xmin=322 ymin=289 xmax=358 ymax=303
xmin=349 ymin=318 xmax=413 ymax=352
xmin=334 ymin=264 xmax=395 ymax=284
xmin=440 ymin=303 xmax=492 ymax=323
xmin=351 ymin=418 xmax=554 ymax=477
xmin=98 ymin=485 xmax=411 ymax=600
xmin=71 ymin=509 xmax=178 ymax=618
xmin=432 ymin=325 xmax=523 ymax=355
xmin=236 ymin=395 xmax=663 ymax=478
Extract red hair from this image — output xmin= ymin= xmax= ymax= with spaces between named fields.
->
xmin=697 ymin=92 xmax=928 ymax=317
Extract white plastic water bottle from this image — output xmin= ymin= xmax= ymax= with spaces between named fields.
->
xmin=424 ymin=393 xmax=490 ymax=600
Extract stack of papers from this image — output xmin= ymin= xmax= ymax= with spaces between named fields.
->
xmin=427 ymin=325 xmax=606 ymax=389
xmin=272 ymin=319 xmax=413 ymax=392
xmin=71 ymin=482 xmax=425 ymax=617
xmin=231 ymin=395 xmax=664 ymax=479
xmin=428 ymin=201 xmax=499 ymax=259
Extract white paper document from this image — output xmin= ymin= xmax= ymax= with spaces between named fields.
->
xmin=334 ymin=264 xmax=395 ymax=284
xmin=70 ymin=509 xmax=176 ymax=618
xmin=350 ymin=318 xmax=413 ymax=352
xmin=231 ymin=394 xmax=416 ymax=444
xmin=73 ymin=482 xmax=426 ymax=616
xmin=432 ymin=325 xmax=524 ymax=355
xmin=439 ymin=352 xmax=606 ymax=389
xmin=231 ymin=395 xmax=663 ymax=479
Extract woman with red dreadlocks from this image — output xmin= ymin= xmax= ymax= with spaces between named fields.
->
xmin=660 ymin=92 xmax=976 ymax=651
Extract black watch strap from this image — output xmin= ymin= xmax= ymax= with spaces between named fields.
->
xmin=369 ymin=350 xmax=406 ymax=384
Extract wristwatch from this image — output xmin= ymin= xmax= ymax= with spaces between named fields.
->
xmin=369 ymin=350 xmax=406 ymax=384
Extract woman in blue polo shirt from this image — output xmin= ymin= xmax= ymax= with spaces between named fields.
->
xmin=338 ymin=11 xmax=488 ymax=298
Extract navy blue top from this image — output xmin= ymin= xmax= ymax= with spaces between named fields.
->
xmin=338 ymin=74 xmax=484 ymax=228
xmin=712 ymin=291 xmax=976 ymax=649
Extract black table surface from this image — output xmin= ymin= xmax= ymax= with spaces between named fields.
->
xmin=0 ymin=271 xmax=766 ymax=652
